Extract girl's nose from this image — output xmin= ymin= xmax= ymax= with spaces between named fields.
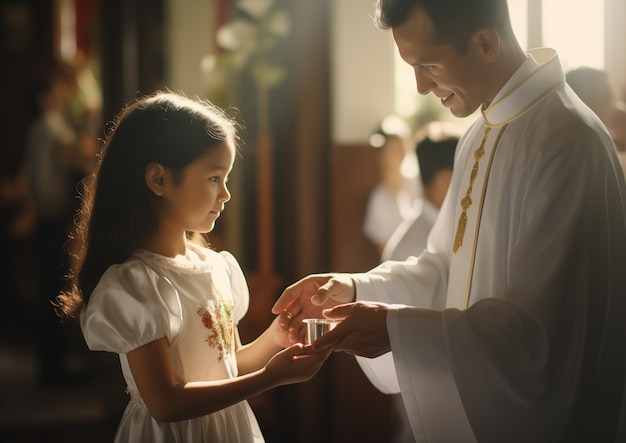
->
xmin=220 ymin=184 xmax=231 ymax=203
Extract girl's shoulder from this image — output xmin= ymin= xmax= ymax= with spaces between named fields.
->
xmin=82 ymin=258 xmax=177 ymax=354
xmin=97 ymin=255 xmax=159 ymax=289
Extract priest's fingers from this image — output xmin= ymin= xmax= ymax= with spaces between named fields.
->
xmin=272 ymin=274 xmax=334 ymax=314
xmin=311 ymin=274 xmax=356 ymax=306
xmin=276 ymin=302 xmax=297 ymax=331
xmin=313 ymin=302 xmax=391 ymax=358
xmin=311 ymin=303 xmax=359 ymax=350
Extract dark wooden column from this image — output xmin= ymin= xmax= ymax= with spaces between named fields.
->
xmin=100 ymin=0 xmax=164 ymax=120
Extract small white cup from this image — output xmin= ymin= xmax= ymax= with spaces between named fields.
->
xmin=302 ymin=318 xmax=341 ymax=344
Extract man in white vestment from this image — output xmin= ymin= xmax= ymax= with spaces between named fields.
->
xmin=274 ymin=0 xmax=626 ymax=442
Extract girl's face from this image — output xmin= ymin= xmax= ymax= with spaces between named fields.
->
xmin=159 ymin=142 xmax=234 ymax=235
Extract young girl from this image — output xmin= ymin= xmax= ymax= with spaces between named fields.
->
xmin=56 ymin=91 xmax=329 ymax=442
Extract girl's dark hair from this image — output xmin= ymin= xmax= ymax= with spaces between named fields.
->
xmin=56 ymin=91 xmax=239 ymax=319
xmin=373 ymin=0 xmax=513 ymax=54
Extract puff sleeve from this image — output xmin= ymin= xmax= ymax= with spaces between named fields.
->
xmin=80 ymin=260 xmax=183 ymax=354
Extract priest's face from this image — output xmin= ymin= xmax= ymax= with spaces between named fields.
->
xmin=392 ymin=6 xmax=494 ymax=118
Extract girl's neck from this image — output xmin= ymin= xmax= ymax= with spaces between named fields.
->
xmin=142 ymin=233 xmax=188 ymax=258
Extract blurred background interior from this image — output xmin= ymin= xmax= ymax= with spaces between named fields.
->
xmin=0 ymin=0 xmax=625 ymax=442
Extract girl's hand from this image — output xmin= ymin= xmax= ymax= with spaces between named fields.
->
xmin=265 ymin=343 xmax=331 ymax=386
xmin=268 ymin=315 xmax=295 ymax=349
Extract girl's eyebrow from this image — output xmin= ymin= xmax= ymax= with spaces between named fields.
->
xmin=207 ymin=164 xmax=231 ymax=174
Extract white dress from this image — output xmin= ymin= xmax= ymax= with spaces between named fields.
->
xmin=354 ymin=48 xmax=626 ymax=442
xmin=81 ymin=242 xmax=264 ymax=443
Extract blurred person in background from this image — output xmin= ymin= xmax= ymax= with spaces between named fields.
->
xmin=566 ymin=67 xmax=626 ymax=155
xmin=3 ymin=60 xmax=97 ymax=386
xmin=382 ymin=121 xmax=460 ymax=262
xmin=363 ymin=115 xmax=421 ymax=256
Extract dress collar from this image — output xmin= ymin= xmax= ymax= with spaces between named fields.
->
xmin=135 ymin=241 xmax=214 ymax=274
xmin=481 ymin=48 xmax=565 ymax=128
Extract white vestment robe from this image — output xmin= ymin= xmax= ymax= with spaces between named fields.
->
xmin=353 ymin=48 xmax=626 ymax=442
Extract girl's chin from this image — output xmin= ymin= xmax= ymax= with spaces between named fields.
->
xmin=189 ymin=222 xmax=215 ymax=235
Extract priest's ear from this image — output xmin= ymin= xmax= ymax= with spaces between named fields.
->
xmin=472 ymin=27 xmax=500 ymax=63
xmin=144 ymin=162 xmax=170 ymax=196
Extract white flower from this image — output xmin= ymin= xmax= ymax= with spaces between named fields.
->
xmin=216 ymin=19 xmax=257 ymax=67
xmin=209 ymin=0 xmax=291 ymax=93
xmin=216 ymin=19 xmax=256 ymax=52
xmin=200 ymin=54 xmax=216 ymax=74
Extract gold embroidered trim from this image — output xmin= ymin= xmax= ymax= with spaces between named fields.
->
xmin=482 ymin=78 xmax=565 ymax=127
xmin=453 ymin=126 xmax=491 ymax=253
xmin=463 ymin=124 xmax=508 ymax=308
xmin=483 ymin=51 xmax=556 ymax=118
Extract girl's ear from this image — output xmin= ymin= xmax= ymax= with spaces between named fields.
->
xmin=144 ymin=162 xmax=168 ymax=196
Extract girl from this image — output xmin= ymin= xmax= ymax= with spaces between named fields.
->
xmin=56 ymin=91 xmax=329 ymax=442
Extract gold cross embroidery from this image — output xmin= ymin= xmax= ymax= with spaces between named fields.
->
xmin=453 ymin=126 xmax=491 ymax=253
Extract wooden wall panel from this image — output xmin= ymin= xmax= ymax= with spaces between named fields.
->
xmin=330 ymin=144 xmax=380 ymax=273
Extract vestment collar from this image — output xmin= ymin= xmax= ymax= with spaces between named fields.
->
xmin=482 ymin=48 xmax=565 ymax=127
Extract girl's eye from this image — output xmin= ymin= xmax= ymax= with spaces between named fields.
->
xmin=209 ymin=176 xmax=220 ymax=183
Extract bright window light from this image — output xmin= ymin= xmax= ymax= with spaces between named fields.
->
xmin=542 ymin=0 xmax=604 ymax=71
xmin=508 ymin=0 xmax=528 ymax=50
xmin=394 ymin=0 xmax=606 ymax=119
xmin=394 ymin=45 xmax=419 ymax=118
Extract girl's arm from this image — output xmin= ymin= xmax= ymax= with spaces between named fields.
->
xmin=127 ymin=336 xmax=329 ymax=423
xmin=236 ymin=315 xmax=291 ymax=375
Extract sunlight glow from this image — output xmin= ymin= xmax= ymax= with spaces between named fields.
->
xmin=394 ymin=0 xmax=606 ymax=120
xmin=508 ymin=0 xmax=528 ymax=50
xmin=542 ymin=0 xmax=604 ymax=71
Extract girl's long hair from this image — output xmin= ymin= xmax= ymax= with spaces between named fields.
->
xmin=57 ymin=91 xmax=238 ymax=319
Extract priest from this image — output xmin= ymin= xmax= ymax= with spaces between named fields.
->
xmin=273 ymin=0 xmax=626 ymax=442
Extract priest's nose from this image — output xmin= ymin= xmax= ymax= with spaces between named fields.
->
xmin=414 ymin=68 xmax=436 ymax=95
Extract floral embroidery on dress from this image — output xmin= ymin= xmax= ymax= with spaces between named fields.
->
xmin=196 ymin=287 xmax=234 ymax=362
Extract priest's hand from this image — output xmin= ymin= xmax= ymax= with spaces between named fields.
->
xmin=311 ymin=301 xmax=391 ymax=358
xmin=272 ymin=273 xmax=355 ymax=344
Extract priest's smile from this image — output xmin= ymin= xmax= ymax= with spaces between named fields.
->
xmin=440 ymin=93 xmax=454 ymax=107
